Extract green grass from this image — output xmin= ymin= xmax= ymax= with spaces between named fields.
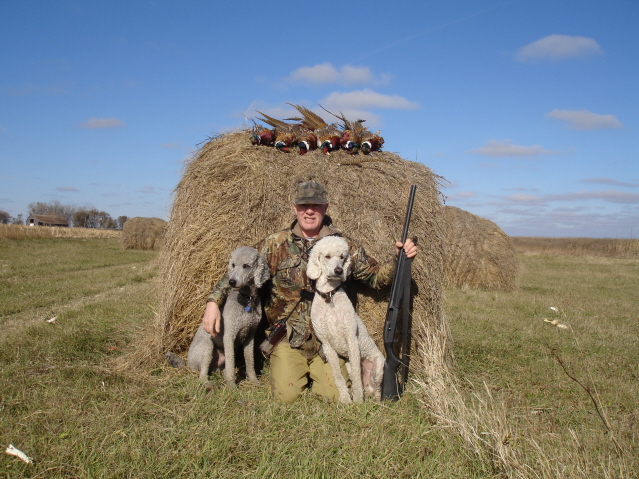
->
xmin=1 ymin=237 xmax=637 ymax=478
xmin=446 ymin=254 xmax=638 ymax=477
xmin=0 ymin=238 xmax=155 ymax=318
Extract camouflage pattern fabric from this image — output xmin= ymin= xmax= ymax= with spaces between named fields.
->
xmin=207 ymin=220 xmax=394 ymax=358
xmin=293 ymin=181 xmax=328 ymax=205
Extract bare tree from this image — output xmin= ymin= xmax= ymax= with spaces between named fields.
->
xmin=0 ymin=210 xmax=10 ymax=224
xmin=73 ymin=209 xmax=91 ymax=228
xmin=73 ymin=208 xmax=117 ymax=229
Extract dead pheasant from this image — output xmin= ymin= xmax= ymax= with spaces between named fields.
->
xmin=285 ymin=103 xmax=329 ymax=155
xmin=339 ymin=128 xmax=361 ymax=155
xmin=361 ymin=131 xmax=384 ymax=154
xmin=296 ymin=130 xmax=318 ymax=155
xmin=320 ymin=106 xmax=369 ymax=155
xmin=286 ymin=103 xmax=344 ymax=155
xmin=255 ymin=111 xmax=296 ymax=152
xmin=250 ymin=126 xmax=275 ymax=146
xmin=318 ymin=129 xmax=342 ymax=154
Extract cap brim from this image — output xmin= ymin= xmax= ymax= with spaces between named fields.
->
xmin=294 ymin=198 xmax=328 ymax=205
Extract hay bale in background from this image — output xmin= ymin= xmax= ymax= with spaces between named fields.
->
xmin=129 ymin=130 xmax=452 ymax=391
xmin=441 ymin=206 xmax=518 ymax=291
xmin=121 ymin=217 xmax=166 ymax=251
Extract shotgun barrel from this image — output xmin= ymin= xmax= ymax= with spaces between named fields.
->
xmin=381 ymin=185 xmax=416 ymax=400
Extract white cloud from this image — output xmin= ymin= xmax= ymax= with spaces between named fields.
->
xmin=499 ymin=189 xmax=639 ymax=206
xmin=515 ymin=34 xmax=603 ymax=61
xmin=546 ymin=190 xmax=639 ymax=204
xmin=321 ymin=89 xmax=419 ymax=110
xmin=506 ymin=193 xmax=543 ymax=203
xmin=138 ymin=185 xmax=159 ymax=194
xmin=160 ymin=142 xmax=181 ymax=149
xmin=79 ymin=117 xmax=125 ymax=129
xmin=467 ymin=139 xmax=556 ymax=158
xmin=56 ymin=186 xmax=79 ymax=192
xmin=286 ymin=63 xmax=391 ymax=86
xmin=581 ymin=177 xmax=639 ymax=188
xmin=546 ymin=109 xmax=622 ymax=130
xmin=288 ymin=63 xmax=340 ymax=85
xmin=457 ymin=191 xmax=477 ymax=198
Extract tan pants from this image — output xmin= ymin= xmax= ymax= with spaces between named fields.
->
xmin=269 ymin=338 xmax=349 ymax=403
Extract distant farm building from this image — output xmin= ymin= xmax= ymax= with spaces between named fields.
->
xmin=27 ymin=214 xmax=69 ymax=227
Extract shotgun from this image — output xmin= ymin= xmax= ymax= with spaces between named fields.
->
xmin=381 ymin=185 xmax=416 ymax=401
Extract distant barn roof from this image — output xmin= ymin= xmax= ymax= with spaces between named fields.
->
xmin=28 ymin=214 xmax=69 ymax=226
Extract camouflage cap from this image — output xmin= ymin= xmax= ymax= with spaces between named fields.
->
xmin=294 ymin=181 xmax=328 ymax=205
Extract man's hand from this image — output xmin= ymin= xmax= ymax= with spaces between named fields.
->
xmin=202 ymin=301 xmax=222 ymax=338
xmin=395 ymin=238 xmax=418 ymax=258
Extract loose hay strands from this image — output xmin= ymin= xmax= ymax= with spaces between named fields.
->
xmin=125 ymin=130 xmax=452 ymax=387
xmin=441 ymin=206 xmax=519 ymax=291
xmin=120 ymin=217 xmax=167 ymax=251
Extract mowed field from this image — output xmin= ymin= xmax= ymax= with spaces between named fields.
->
xmin=1 ymin=234 xmax=637 ymax=478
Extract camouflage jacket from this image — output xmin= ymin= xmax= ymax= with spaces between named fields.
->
xmin=207 ymin=219 xmax=395 ymax=356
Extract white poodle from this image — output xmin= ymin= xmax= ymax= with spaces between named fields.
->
xmin=306 ymin=235 xmax=385 ymax=403
xmin=188 ymin=246 xmax=269 ymax=388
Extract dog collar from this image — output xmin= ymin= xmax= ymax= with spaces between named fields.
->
xmin=313 ymin=285 xmax=340 ymax=303
xmin=237 ymin=287 xmax=257 ymax=312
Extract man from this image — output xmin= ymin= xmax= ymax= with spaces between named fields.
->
xmin=202 ymin=181 xmax=417 ymax=403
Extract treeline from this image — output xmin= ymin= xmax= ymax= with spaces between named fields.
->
xmin=0 ymin=201 xmax=128 ymax=230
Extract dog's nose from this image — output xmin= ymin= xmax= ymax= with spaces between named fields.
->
xmin=229 ymin=279 xmax=236 ymax=288
xmin=334 ymin=267 xmax=343 ymax=276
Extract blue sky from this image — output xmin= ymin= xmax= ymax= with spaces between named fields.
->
xmin=1 ymin=0 xmax=637 ymax=238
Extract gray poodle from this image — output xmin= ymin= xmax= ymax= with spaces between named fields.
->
xmin=188 ymin=246 xmax=269 ymax=388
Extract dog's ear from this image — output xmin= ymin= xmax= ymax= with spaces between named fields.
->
xmin=306 ymin=247 xmax=321 ymax=280
xmin=254 ymin=253 xmax=270 ymax=288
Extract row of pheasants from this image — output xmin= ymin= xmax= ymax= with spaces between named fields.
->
xmin=250 ymin=103 xmax=384 ymax=155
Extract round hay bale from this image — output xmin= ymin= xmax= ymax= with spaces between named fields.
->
xmin=132 ymin=130 xmax=452 ymax=384
xmin=121 ymin=217 xmax=166 ymax=251
xmin=441 ymin=206 xmax=518 ymax=291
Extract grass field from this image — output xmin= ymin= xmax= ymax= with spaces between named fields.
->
xmin=1 ymin=237 xmax=637 ymax=478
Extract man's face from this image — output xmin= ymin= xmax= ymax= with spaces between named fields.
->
xmin=293 ymin=203 xmax=328 ymax=236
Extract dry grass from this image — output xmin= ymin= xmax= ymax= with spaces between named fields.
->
xmin=121 ymin=217 xmax=166 ymax=251
xmin=443 ymin=251 xmax=638 ymax=478
xmin=441 ymin=206 xmax=519 ymax=291
xmin=512 ymin=237 xmax=639 ymax=258
xmin=0 ymin=224 xmax=120 ymax=239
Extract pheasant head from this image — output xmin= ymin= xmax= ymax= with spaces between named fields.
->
xmin=251 ymin=128 xmax=275 ymax=146
xmin=340 ymin=130 xmax=360 ymax=154
xmin=297 ymin=131 xmax=317 ymax=155
xmin=361 ymin=132 xmax=384 ymax=155
xmin=274 ymin=131 xmax=295 ymax=152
